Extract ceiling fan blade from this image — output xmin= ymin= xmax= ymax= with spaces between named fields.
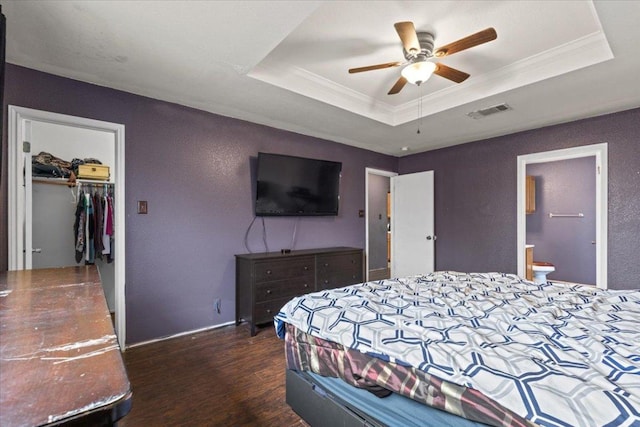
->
xmin=394 ymin=21 xmax=421 ymax=54
xmin=434 ymin=28 xmax=497 ymax=57
xmin=434 ymin=63 xmax=470 ymax=83
xmin=388 ymin=76 xmax=408 ymax=95
xmin=348 ymin=61 xmax=403 ymax=74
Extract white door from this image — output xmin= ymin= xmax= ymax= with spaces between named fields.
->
xmin=391 ymin=171 xmax=434 ymax=277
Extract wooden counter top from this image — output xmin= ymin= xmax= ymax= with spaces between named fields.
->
xmin=0 ymin=266 xmax=131 ymax=426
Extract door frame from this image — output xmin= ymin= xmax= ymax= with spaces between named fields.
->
xmin=365 ymin=168 xmax=397 ymax=281
xmin=8 ymin=105 xmax=127 ymax=349
xmin=516 ymin=143 xmax=607 ymax=289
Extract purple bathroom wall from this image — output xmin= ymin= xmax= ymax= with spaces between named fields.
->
xmin=526 ymin=157 xmax=596 ymax=285
xmin=0 ymin=64 xmax=398 ymax=344
xmin=399 ymin=108 xmax=640 ymax=290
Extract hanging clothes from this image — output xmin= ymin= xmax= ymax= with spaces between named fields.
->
xmin=102 ymin=194 xmax=111 ymax=257
xmin=93 ymin=192 xmax=103 ymax=260
xmin=105 ymin=192 xmax=114 ymax=263
xmin=85 ymin=192 xmax=94 ymax=263
xmin=73 ymin=184 xmax=115 ymax=265
xmin=74 ymin=194 xmax=86 ymax=263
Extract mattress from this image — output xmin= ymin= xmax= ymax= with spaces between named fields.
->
xmin=275 ymin=271 xmax=640 ymax=427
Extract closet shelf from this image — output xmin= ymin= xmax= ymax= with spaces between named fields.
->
xmin=32 ymin=177 xmax=114 ymax=186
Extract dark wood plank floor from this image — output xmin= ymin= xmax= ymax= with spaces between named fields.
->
xmin=119 ymin=324 xmax=307 ymax=426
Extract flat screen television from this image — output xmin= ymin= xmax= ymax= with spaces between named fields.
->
xmin=255 ymin=152 xmax=342 ymax=216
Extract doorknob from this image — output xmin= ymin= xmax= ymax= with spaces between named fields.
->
xmin=32 ymin=248 xmax=42 ymax=253
xmin=426 ymin=236 xmax=436 ymax=240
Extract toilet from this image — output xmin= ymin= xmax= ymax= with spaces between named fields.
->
xmin=532 ymin=261 xmax=555 ymax=284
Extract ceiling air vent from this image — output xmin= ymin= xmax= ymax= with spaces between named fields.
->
xmin=467 ymin=103 xmax=512 ymax=119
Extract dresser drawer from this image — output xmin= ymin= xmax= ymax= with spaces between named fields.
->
xmin=254 ymin=298 xmax=291 ymax=324
xmin=255 ymin=278 xmax=312 ymax=303
xmin=254 ymin=257 xmax=315 ymax=282
xmin=317 ymin=252 xmax=362 ymax=272
xmin=317 ymin=271 xmax=363 ymax=291
xmin=317 ymin=252 xmax=363 ymax=290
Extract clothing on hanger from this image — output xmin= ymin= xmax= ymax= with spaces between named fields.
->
xmin=73 ymin=184 xmax=115 ymax=264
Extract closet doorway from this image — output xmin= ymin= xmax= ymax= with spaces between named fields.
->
xmin=8 ymin=106 xmax=126 ymax=349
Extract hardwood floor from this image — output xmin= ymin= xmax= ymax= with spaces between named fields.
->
xmin=119 ymin=324 xmax=308 ymax=427
xmin=368 ymin=268 xmax=390 ymax=281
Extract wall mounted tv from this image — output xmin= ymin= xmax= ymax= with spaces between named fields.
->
xmin=255 ymin=152 xmax=342 ymax=216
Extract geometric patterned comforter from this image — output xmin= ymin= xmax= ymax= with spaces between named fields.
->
xmin=274 ymin=272 xmax=640 ymax=427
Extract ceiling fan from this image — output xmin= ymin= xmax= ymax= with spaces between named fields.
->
xmin=348 ymin=22 xmax=497 ymax=95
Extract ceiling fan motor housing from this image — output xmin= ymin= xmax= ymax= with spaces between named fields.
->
xmin=404 ymin=32 xmax=435 ymax=62
xmin=348 ymin=23 xmax=495 ymax=94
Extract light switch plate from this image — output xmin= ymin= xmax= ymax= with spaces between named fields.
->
xmin=137 ymin=201 xmax=148 ymax=214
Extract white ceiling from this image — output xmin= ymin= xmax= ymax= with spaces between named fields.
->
xmin=3 ymin=1 xmax=640 ymax=156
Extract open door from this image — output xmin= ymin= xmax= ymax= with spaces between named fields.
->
xmin=391 ymin=171 xmax=435 ymax=277
xmin=8 ymin=106 xmax=127 ymax=349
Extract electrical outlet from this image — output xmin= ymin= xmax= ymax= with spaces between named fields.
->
xmin=214 ymin=298 xmax=221 ymax=314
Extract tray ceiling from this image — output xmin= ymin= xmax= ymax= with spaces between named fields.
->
xmin=3 ymin=1 xmax=639 ymax=156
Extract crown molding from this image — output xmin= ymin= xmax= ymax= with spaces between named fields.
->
xmin=249 ymin=30 xmax=613 ymax=127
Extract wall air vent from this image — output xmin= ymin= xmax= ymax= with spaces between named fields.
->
xmin=467 ymin=103 xmax=512 ymax=119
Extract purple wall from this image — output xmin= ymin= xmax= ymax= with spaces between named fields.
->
xmin=527 ymin=158 xmax=596 ymax=285
xmin=399 ymin=108 xmax=640 ymax=290
xmin=2 ymin=64 xmax=638 ymax=346
xmin=0 ymin=64 xmax=397 ymax=344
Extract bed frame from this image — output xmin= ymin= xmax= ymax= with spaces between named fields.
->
xmin=286 ymin=370 xmax=484 ymax=427
xmin=286 ymin=369 xmax=383 ymax=427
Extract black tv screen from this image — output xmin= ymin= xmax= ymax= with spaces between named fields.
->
xmin=255 ymin=153 xmax=342 ymax=216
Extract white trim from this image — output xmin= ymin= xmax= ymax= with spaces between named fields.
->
xmin=7 ymin=108 xmax=23 ymax=270
xmin=8 ymin=106 xmax=127 ymax=349
xmin=517 ymin=143 xmax=607 ymax=289
xmin=126 ymin=321 xmax=236 ymax=349
xmin=364 ymin=168 xmax=397 ymax=281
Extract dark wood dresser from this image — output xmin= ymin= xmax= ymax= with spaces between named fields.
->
xmin=236 ymin=247 xmax=363 ymax=335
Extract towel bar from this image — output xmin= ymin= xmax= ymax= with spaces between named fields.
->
xmin=548 ymin=213 xmax=584 ymax=218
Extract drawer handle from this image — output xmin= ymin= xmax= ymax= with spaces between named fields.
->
xmin=352 ymin=275 xmax=356 ymax=279
xmin=351 ymin=260 xmax=355 ymax=264
xmin=324 ymin=263 xmax=329 ymax=267
xmin=266 ymin=309 xmax=271 ymax=314
xmin=266 ymin=269 xmax=272 ymax=275
xmin=92 ymin=167 xmax=97 ymax=172
xmin=266 ymin=289 xmax=272 ymax=294
xmin=303 ymin=283 xmax=309 ymax=288
xmin=304 ymin=266 xmax=309 ymax=271
xmin=324 ymin=280 xmax=329 ymax=284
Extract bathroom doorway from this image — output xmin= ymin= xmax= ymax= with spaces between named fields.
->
xmin=526 ymin=157 xmax=596 ymax=285
xmin=517 ymin=144 xmax=607 ymax=289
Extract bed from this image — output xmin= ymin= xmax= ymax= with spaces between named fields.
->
xmin=274 ymin=271 xmax=640 ymax=427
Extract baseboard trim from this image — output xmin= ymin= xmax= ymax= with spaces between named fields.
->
xmin=126 ymin=321 xmax=236 ymax=350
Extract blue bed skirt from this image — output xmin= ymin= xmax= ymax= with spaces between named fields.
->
xmin=300 ymin=371 xmax=486 ymax=427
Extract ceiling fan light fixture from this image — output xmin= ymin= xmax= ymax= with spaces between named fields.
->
xmin=401 ymin=61 xmax=437 ymax=85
